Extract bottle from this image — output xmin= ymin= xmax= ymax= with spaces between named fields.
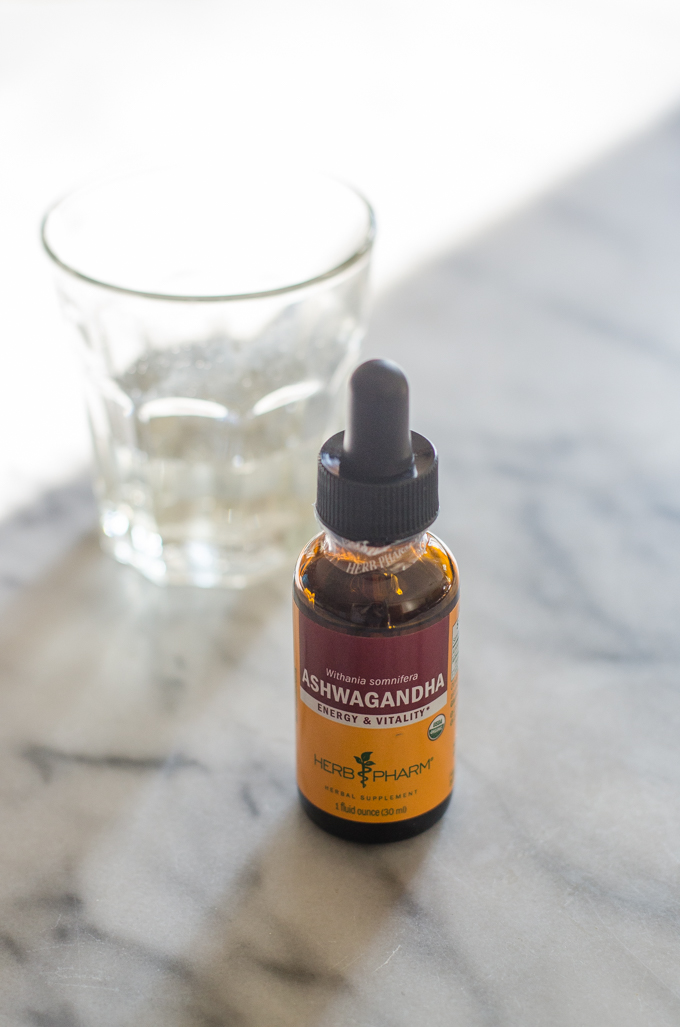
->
xmin=293 ymin=359 xmax=459 ymax=842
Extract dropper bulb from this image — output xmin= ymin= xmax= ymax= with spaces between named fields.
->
xmin=340 ymin=359 xmax=414 ymax=481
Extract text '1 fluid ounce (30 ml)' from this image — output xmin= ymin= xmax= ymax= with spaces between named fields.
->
xmin=294 ymin=359 xmax=459 ymax=842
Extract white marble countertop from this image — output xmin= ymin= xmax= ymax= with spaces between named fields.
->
xmin=2 ymin=113 xmax=680 ymax=1026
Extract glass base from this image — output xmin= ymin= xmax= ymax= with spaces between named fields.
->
xmin=101 ymin=525 xmax=308 ymax=588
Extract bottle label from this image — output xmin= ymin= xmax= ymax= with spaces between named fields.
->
xmin=294 ymin=602 xmax=458 ymax=824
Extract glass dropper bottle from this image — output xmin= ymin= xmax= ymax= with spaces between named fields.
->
xmin=293 ymin=359 xmax=459 ymax=842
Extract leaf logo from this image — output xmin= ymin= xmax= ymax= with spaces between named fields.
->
xmin=354 ymin=751 xmax=375 ymax=787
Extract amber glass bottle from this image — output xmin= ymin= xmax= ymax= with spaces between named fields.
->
xmin=294 ymin=359 xmax=459 ymax=843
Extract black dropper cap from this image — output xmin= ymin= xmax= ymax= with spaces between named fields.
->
xmin=316 ymin=359 xmax=439 ymax=545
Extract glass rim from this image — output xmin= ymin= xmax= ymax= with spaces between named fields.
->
xmin=40 ymin=170 xmax=376 ymax=303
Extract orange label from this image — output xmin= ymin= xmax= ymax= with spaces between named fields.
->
xmin=294 ymin=602 xmax=458 ymax=824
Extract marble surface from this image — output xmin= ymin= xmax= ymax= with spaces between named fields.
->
xmin=3 ymin=113 xmax=680 ymax=1026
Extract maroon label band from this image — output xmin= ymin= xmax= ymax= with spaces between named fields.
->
xmin=298 ymin=613 xmax=450 ymax=716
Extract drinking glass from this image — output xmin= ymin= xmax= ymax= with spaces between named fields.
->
xmin=42 ymin=167 xmax=374 ymax=587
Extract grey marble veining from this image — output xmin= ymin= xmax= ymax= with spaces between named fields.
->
xmin=0 ymin=477 xmax=96 ymax=610
xmin=3 ymin=112 xmax=680 ymax=1026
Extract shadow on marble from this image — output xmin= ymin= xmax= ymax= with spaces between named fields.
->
xmin=0 ymin=535 xmax=437 ymax=1027
xmin=4 ymin=109 xmax=680 ymax=1026
xmin=164 ymin=810 xmax=438 ymax=1027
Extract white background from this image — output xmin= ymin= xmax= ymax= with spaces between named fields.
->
xmin=3 ymin=0 xmax=680 ymax=518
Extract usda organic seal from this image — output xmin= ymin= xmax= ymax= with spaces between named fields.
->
xmin=427 ymin=714 xmax=446 ymax=741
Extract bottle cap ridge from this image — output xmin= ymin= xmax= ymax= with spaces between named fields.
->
xmin=316 ymin=359 xmax=439 ymax=545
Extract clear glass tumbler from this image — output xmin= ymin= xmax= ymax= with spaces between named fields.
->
xmin=42 ymin=167 xmax=374 ymax=587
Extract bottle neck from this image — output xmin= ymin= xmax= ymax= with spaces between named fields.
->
xmin=321 ymin=527 xmax=428 ymax=576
